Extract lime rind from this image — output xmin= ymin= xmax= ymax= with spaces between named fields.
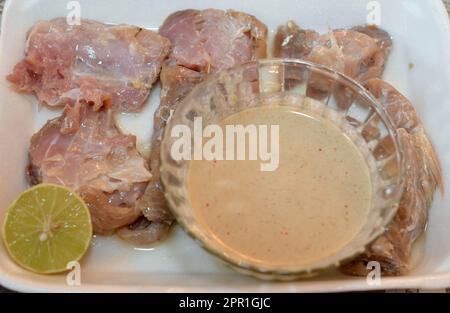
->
xmin=2 ymin=184 xmax=93 ymax=274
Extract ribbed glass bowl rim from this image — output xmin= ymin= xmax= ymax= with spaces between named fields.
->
xmin=160 ymin=58 xmax=406 ymax=278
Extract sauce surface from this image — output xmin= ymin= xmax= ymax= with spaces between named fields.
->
xmin=187 ymin=105 xmax=372 ymax=268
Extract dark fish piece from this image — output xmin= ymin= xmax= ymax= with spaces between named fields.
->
xmin=138 ymin=61 xmax=205 ymax=223
xmin=274 ymin=21 xmax=392 ymax=109
xmin=134 ymin=9 xmax=268 ymax=239
xmin=273 ymin=21 xmax=392 ymax=84
xmin=350 ymin=25 xmax=393 ymax=83
xmin=117 ymin=216 xmax=171 ymax=247
xmin=273 ymin=21 xmax=319 ymax=59
xmin=340 ymin=79 xmax=443 ymax=276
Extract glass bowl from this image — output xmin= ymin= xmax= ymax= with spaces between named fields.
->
xmin=159 ymin=59 xmax=405 ymax=280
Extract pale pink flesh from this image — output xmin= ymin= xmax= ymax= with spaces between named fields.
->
xmin=159 ymin=9 xmax=267 ymax=73
xmin=132 ymin=9 xmax=268 ymax=243
xmin=8 ymin=18 xmax=171 ymax=112
xmin=29 ymin=103 xmax=151 ymax=234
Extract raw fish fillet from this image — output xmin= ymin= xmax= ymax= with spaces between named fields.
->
xmin=8 ymin=18 xmax=171 ymax=112
xmin=28 ymin=102 xmax=151 ymax=234
xmin=273 ymin=21 xmax=392 ymax=84
xmin=132 ymin=9 xmax=268 ymax=245
xmin=340 ymin=79 xmax=443 ymax=275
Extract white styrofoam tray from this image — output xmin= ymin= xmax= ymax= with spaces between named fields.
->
xmin=0 ymin=0 xmax=449 ymax=292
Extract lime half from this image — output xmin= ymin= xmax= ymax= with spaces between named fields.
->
xmin=2 ymin=184 xmax=92 ymax=274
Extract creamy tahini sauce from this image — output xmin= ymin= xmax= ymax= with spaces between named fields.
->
xmin=187 ymin=105 xmax=372 ymax=268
